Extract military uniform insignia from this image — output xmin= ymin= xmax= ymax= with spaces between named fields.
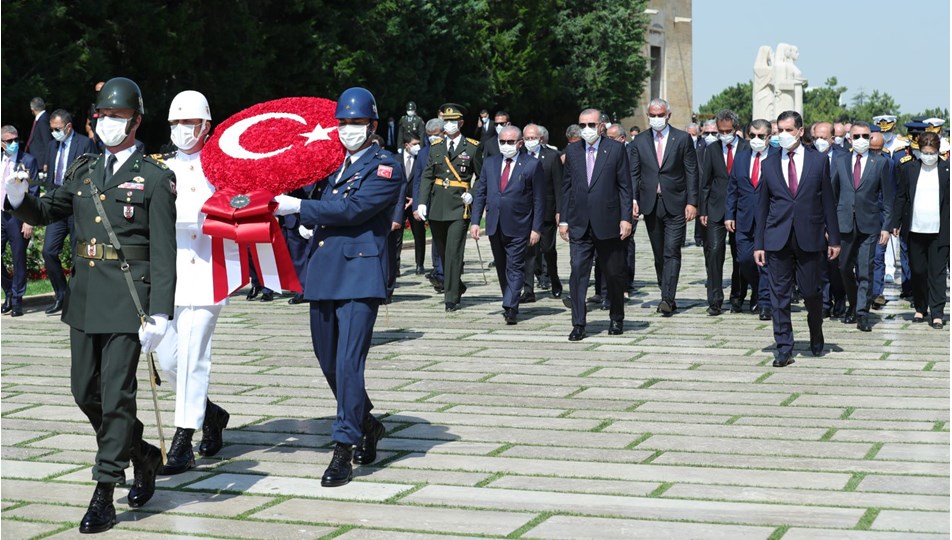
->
xmin=431 ymin=138 xmax=443 ymax=145
xmin=466 ymin=137 xmax=481 ymax=146
xmin=86 ymin=244 xmax=97 ymax=258
xmin=119 ymin=182 xmax=145 ymax=190
xmin=133 ymin=176 xmax=145 ymax=183
xmin=170 ymin=180 xmax=177 ymax=194
xmin=123 ymin=206 xmax=135 ymax=219
xmin=377 ymin=165 xmax=393 ymax=179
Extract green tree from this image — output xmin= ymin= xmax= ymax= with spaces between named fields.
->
xmin=803 ymin=77 xmax=848 ymax=125
xmin=848 ymin=89 xmax=901 ymax=124
xmin=698 ymin=81 xmax=753 ymax=124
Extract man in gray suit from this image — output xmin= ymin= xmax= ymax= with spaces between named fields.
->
xmin=830 ymin=121 xmax=893 ymax=332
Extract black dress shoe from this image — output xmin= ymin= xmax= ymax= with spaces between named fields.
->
xmin=772 ymin=352 xmax=795 ymax=368
xmin=128 ymin=441 xmax=161 ymax=508
xmin=561 ymin=296 xmax=572 ymax=309
xmin=246 ymin=285 xmax=261 ymax=300
xmin=460 ymin=282 xmax=467 ymax=296
xmin=856 ymin=316 xmax=872 ymax=332
xmin=79 ymin=482 xmax=116 ymax=534
xmin=729 ymin=301 xmax=743 ymax=314
xmin=600 ymin=299 xmax=610 ymax=310
xmin=551 ymin=281 xmax=563 ymax=298
xmin=843 ymin=308 xmax=856 ymax=324
xmin=932 ymin=320 xmax=944 ymax=329
xmin=1 ymin=297 xmax=10 ymax=313
xmin=707 ymin=305 xmax=722 ymax=316
xmin=821 ymin=308 xmax=831 ymax=319
xmin=657 ymin=300 xmax=674 ymax=317
xmin=158 ymin=428 xmax=195 ymax=475
xmin=519 ymin=292 xmax=536 ymax=304
xmin=759 ymin=307 xmax=772 ymax=321
xmin=608 ymin=320 xmax=623 ymax=335
xmin=568 ymin=325 xmax=586 ymax=341
xmin=10 ymin=305 xmax=23 ymax=317
xmin=415 ymin=265 xmax=425 ymax=275
xmin=321 ymin=443 xmax=354 ymax=487
xmin=503 ymin=308 xmax=518 ymax=325
xmin=538 ymin=276 xmax=551 ymax=290
xmin=353 ymin=416 xmax=386 ymax=465
xmin=45 ymin=298 xmax=64 ymax=314
xmin=259 ymin=290 xmax=274 ymax=302
xmin=199 ymin=400 xmax=230 ymax=457
xmin=288 ymin=293 xmax=306 ymax=305
xmin=445 ymin=302 xmax=459 ymax=312
xmin=913 ymin=313 xmax=925 ymax=323
xmin=587 ymin=294 xmax=602 ymax=304
xmin=810 ymin=341 xmax=825 ymax=357
xmin=832 ymin=300 xmax=847 ymax=318
xmin=433 ymin=282 xmax=445 ymax=293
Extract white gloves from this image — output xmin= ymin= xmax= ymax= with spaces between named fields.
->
xmin=273 ymin=194 xmax=302 ymax=216
xmin=298 ymin=225 xmax=314 ymax=240
xmin=417 ymin=204 xmax=427 ymax=220
xmin=4 ymin=170 xmax=29 ymax=209
xmin=461 ymin=192 xmax=473 ymax=205
xmin=139 ymin=314 xmax=169 ymax=353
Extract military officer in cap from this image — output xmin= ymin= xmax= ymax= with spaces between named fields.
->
xmin=417 ymin=103 xmax=484 ymax=311
xmin=397 ymin=101 xmax=425 ymax=153
xmin=274 ymin=87 xmax=402 ymax=488
xmin=4 ymin=77 xmax=176 ymax=534
xmin=873 ymin=115 xmax=909 ymax=160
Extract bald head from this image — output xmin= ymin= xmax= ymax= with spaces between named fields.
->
xmin=870 ymin=132 xmax=885 ymax=152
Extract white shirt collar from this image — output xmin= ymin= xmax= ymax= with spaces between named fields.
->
xmin=104 ymin=146 xmax=137 ymax=171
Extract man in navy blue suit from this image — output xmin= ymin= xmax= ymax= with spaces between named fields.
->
xmin=560 ymin=108 xmax=633 ymax=341
xmin=413 ymin=119 xmax=445 ymax=287
xmin=812 ymin=121 xmax=849 ymax=318
xmin=470 ymin=125 xmax=545 ymax=324
xmin=755 ymin=111 xmax=841 ymax=367
xmin=42 ymin=110 xmax=98 ymax=314
xmin=830 ymin=122 xmax=893 ymax=332
xmin=1 ymin=125 xmax=39 ymax=317
xmin=274 ymin=87 xmax=402 ymax=487
xmin=385 ymin=134 xmax=422 ymax=302
xmin=725 ymin=119 xmax=773 ymax=321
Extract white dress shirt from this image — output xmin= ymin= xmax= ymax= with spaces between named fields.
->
xmin=780 ymin=143 xmax=805 ymax=190
xmin=911 ymin=164 xmax=941 ymax=234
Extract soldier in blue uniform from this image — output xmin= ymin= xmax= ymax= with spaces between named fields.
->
xmin=274 ymin=87 xmax=402 ymax=487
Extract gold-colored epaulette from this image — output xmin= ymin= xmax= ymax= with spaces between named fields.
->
xmin=466 ymin=137 xmax=481 ymax=147
xmin=144 ymin=154 xmax=170 ymax=170
xmin=430 ymin=138 xmax=443 ymax=145
xmin=900 ymin=155 xmax=913 ymax=164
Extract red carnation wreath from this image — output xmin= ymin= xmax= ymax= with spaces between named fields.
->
xmin=199 ymin=97 xmax=345 ymax=302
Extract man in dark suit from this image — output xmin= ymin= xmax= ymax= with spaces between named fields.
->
xmin=476 ymin=109 xmax=495 ymax=142
xmin=560 ymin=108 xmax=632 ymax=340
xmin=813 ymin=121 xmax=849 ymax=317
xmin=699 ymin=110 xmax=749 ymax=315
xmin=755 ymin=110 xmax=841 ymax=367
xmin=412 ymin=119 xmax=445 ymax=283
xmin=42 ymin=110 xmax=98 ymax=314
xmin=830 ymin=122 xmax=893 ymax=331
xmin=1 ymin=125 xmax=40 ymax=317
xmin=25 ymin=97 xmax=53 ymax=169
xmin=470 ymin=126 xmax=545 ymax=324
xmin=693 ymin=121 xmax=717 ymax=247
xmin=274 ymin=87 xmax=402 ymax=488
xmin=385 ymin=134 xmax=422 ymax=301
xmin=482 ymin=111 xmax=511 ymax=159
xmin=725 ymin=119 xmax=774 ymax=321
xmin=521 ymin=123 xmax=564 ymax=301
xmin=630 ymin=98 xmax=699 ymax=316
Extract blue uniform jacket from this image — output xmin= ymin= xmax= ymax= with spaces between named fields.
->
xmin=299 ymin=144 xmax=403 ymax=301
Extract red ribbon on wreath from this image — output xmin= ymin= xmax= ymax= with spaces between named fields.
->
xmin=200 ymin=97 xmax=345 ymax=302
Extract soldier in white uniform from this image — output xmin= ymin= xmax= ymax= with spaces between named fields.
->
xmin=154 ymin=90 xmax=230 ymax=475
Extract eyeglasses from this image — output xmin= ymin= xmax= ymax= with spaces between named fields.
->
xmin=748 ymin=133 xmax=768 ymax=140
xmin=579 ymin=122 xmax=599 ymax=129
xmin=498 ymin=139 xmax=518 ymax=145
xmin=851 ymin=133 xmax=871 ymax=140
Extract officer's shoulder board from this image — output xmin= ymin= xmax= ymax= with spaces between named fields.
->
xmin=63 ymin=153 xmax=95 ymax=183
xmin=900 ymin=155 xmax=913 ymax=164
xmin=144 ymin=154 xmax=170 ymax=170
xmin=466 ymin=137 xmax=481 ymax=147
xmin=430 ymin=137 xmax=443 ymax=145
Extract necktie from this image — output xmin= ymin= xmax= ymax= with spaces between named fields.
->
xmin=448 ymin=140 xmax=455 ymax=155
xmin=726 ymin=143 xmax=734 ymax=175
xmin=338 ymin=157 xmax=352 ymax=184
xmin=853 ymin=154 xmax=862 ymax=189
xmin=55 ymin=142 xmax=67 ymax=185
xmin=787 ymin=151 xmax=798 ymax=196
xmin=586 ymin=146 xmax=595 ymax=185
xmin=25 ymin=117 xmax=37 ymax=152
xmin=501 ymin=158 xmax=512 ymax=192
xmin=104 ymin=154 xmax=117 ymax=184
xmin=405 ymin=155 xmax=413 ymax=177
xmin=656 ymin=131 xmax=664 ymax=167
xmin=751 ymin=152 xmax=761 ymax=188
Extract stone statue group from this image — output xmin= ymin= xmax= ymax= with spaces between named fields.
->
xmin=753 ymin=43 xmax=807 ymax=119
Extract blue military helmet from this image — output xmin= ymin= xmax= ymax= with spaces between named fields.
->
xmin=335 ymin=87 xmax=378 ymax=120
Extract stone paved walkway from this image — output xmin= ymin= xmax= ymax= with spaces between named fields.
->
xmin=2 ymin=227 xmax=949 ymax=539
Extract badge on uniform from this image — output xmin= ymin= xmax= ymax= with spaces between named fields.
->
xmin=133 ymin=176 xmax=145 ymax=183
xmin=377 ymin=165 xmax=393 ymax=179
xmin=123 ymin=205 xmax=135 ymax=219
xmin=86 ymin=244 xmax=97 ymax=258
xmin=118 ymin=182 xmax=145 ymax=190
xmin=170 ymin=180 xmax=177 ymax=194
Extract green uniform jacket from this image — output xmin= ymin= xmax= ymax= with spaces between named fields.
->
xmin=419 ymin=137 xmax=483 ymax=221
xmin=10 ymin=150 xmax=177 ymax=334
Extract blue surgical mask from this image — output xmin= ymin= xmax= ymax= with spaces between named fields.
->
xmin=769 ymin=135 xmax=780 ymax=148
xmin=3 ymin=141 xmax=18 ymax=156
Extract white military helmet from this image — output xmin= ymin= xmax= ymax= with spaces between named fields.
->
xmin=168 ymin=90 xmax=211 ymax=121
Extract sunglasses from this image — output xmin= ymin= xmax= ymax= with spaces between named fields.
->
xmin=748 ymin=133 xmax=768 ymax=140
xmin=498 ymin=139 xmax=518 ymax=145
xmin=1 ymin=138 xmax=17 ymax=144
xmin=851 ymin=133 xmax=871 ymax=140
xmin=579 ymin=122 xmax=599 ymax=129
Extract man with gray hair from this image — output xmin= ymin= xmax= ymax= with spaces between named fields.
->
xmin=521 ymin=123 xmax=564 ymax=301
xmin=26 ymin=97 xmax=52 ymax=169
xmin=413 ymin=118 xmax=446 ymax=285
xmin=630 ymin=98 xmax=699 ymax=316
xmin=1 ymin=125 xmax=39 ymax=316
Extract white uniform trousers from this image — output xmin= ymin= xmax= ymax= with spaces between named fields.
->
xmin=156 ymin=305 xmax=223 ymax=429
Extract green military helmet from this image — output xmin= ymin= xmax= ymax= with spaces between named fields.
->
xmin=96 ymin=77 xmax=145 ymax=114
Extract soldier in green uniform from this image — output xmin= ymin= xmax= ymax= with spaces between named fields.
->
xmin=417 ymin=103 xmax=483 ymax=311
xmin=397 ymin=101 xmax=425 ymax=153
xmin=3 ymin=77 xmax=176 ymax=534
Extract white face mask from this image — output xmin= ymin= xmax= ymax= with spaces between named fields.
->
xmin=813 ymin=138 xmax=830 ymax=153
xmin=406 ymin=110 xmax=415 ymax=117
xmin=499 ymin=142 xmax=519 ymax=159
xmin=524 ymin=139 xmax=541 ymax=152
xmin=882 ymin=131 xmax=895 ymax=143
xmin=719 ymin=133 xmax=735 ymax=146
xmin=778 ymin=131 xmax=799 ymax=150
xmin=52 ymin=128 xmax=69 ymax=143
xmin=851 ymin=137 xmax=870 ymax=155
xmin=428 ymin=134 xmax=441 ymax=145
xmin=833 ymin=136 xmax=844 ymax=146
xmin=408 ymin=143 xmax=420 ymax=156
xmin=171 ymin=122 xmax=204 ymax=151
xmin=649 ymin=116 xmax=667 ymax=132
xmin=703 ymin=134 xmax=717 ymax=145
xmin=749 ymin=137 xmax=767 ymax=152
xmin=580 ymin=126 xmax=599 ymax=144
xmin=920 ymin=153 xmax=939 ymax=166
xmin=444 ymin=121 xmax=459 ymax=136
xmin=338 ymin=124 xmax=369 ymax=152
xmin=495 ymin=124 xmax=505 ymax=135
xmin=96 ymin=116 xmax=131 ymax=147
